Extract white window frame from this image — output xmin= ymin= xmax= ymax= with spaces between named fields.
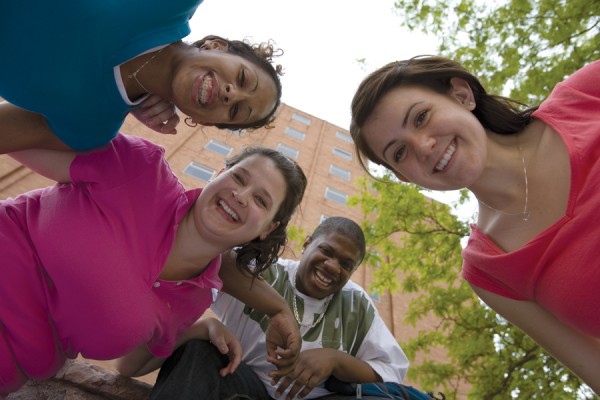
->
xmin=335 ymin=131 xmax=353 ymax=143
xmin=329 ymin=164 xmax=351 ymax=181
xmin=325 ymin=187 xmax=348 ymax=205
xmin=277 ymin=143 xmax=300 ymax=159
xmin=284 ymin=127 xmax=306 ymax=141
xmin=183 ymin=162 xmax=215 ymax=182
xmin=291 ymin=113 xmax=311 ymax=125
xmin=332 ymin=147 xmax=352 ymax=161
xmin=205 ymin=140 xmax=233 ymax=156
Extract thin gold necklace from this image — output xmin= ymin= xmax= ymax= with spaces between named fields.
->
xmin=478 ymin=140 xmax=530 ymax=221
xmin=291 ymin=268 xmax=331 ymax=329
xmin=128 ymin=45 xmax=167 ymax=93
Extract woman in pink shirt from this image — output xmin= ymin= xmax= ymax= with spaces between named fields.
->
xmin=349 ymin=57 xmax=600 ymax=393
xmin=0 ymin=133 xmax=306 ymax=394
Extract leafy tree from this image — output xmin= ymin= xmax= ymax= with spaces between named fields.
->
xmin=350 ymin=175 xmax=597 ymax=399
xmin=392 ymin=0 xmax=600 ymax=105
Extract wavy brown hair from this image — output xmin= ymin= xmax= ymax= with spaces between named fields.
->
xmin=350 ymin=55 xmax=538 ymax=175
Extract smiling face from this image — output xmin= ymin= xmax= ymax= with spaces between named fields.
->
xmin=362 ymin=80 xmax=488 ymax=191
xmin=194 ymin=154 xmax=285 ymax=247
xmin=295 ymin=232 xmax=363 ymax=300
xmin=171 ymin=47 xmax=277 ymax=128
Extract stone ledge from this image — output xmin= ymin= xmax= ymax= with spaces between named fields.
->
xmin=6 ymin=360 xmax=152 ymax=400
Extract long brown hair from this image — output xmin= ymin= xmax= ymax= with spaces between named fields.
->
xmin=350 ymin=56 xmax=538 ymax=175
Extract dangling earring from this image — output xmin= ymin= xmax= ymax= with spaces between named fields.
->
xmin=185 ymin=117 xmax=198 ymax=127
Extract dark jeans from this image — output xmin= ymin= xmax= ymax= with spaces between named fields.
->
xmin=150 ymin=339 xmax=385 ymax=400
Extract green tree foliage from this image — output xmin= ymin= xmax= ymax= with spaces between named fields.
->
xmin=350 ymin=175 xmax=597 ymax=399
xmin=393 ymin=0 xmax=600 ymax=105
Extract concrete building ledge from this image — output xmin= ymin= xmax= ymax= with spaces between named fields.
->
xmin=6 ymin=360 xmax=152 ymax=400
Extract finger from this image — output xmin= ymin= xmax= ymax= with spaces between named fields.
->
xmin=138 ymin=94 xmax=163 ymax=109
xmin=159 ymin=114 xmax=180 ymax=134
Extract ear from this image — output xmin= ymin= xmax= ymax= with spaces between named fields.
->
xmin=449 ymin=77 xmax=476 ymax=110
xmin=201 ymin=38 xmax=229 ymax=52
xmin=259 ymin=221 xmax=280 ymax=241
xmin=301 ymin=235 xmax=313 ymax=252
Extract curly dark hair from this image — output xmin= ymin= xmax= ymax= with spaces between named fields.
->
xmin=350 ymin=55 xmax=538 ymax=176
xmin=224 ymin=146 xmax=307 ymax=277
xmin=193 ymin=35 xmax=284 ymax=131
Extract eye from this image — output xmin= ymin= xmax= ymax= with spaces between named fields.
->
xmin=415 ymin=110 xmax=428 ymax=127
xmin=231 ymin=172 xmax=244 ymax=183
xmin=254 ymin=195 xmax=267 ymax=208
xmin=230 ymin=103 xmax=239 ymax=120
xmin=393 ymin=145 xmax=407 ymax=163
xmin=239 ymin=69 xmax=246 ymax=87
xmin=341 ymin=262 xmax=354 ymax=272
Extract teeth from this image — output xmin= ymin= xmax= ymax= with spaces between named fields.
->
xmin=199 ymin=75 xmax=212 ymax=105
xmin=218 ymin=200 xmax=239 ymax=221
xmin=315 ymin=270 xmax=333 ymax=285
xmin=435 ymin=140 xmax=456 ymax=172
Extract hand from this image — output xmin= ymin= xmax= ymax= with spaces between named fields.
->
xmin=265 ymin=309 xmax=301 ymax=381
xmin=131 ymin=94 xmax=179 ymax=135
xmin=274 ymin=349 xmax=335 ymax=400
xmin=205 ymin=318 xmax=243 ymax=377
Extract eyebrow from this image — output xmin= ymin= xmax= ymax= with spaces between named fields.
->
xmin=244 ymin=67 xmax=260 ymax=122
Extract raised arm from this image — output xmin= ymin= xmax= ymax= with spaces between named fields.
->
xmin=0 ymin=101 xmax=72 ymax=154
xmin=219 ymin=249 xmax=301 ymax=376
xmin=471 ymin=284 xmax=600 ymax=394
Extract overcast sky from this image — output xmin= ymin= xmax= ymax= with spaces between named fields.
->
xmin=187 ymin=0 xmax=477 ymax=219
xmin=187 ymin=0 xmax=439 ymax=130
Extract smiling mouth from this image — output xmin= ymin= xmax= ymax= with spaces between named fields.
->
xmin=218 ymin=200 xmax=239 ymax=221
xmin=197 ymin=74 xmax=214 ymax=106
xmin=314 ymin=269 xmax=334 ymax=287
xmin=434 ymin=139 xmax=457 ymax=172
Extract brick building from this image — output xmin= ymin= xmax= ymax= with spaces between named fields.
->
xmin=1 ymin=102 xmax=457 ymax=394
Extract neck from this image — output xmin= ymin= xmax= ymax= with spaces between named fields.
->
xmin=122 ymin=43 xmax=174 ymax=101
xmin=161 ymin=210 xmax=224 ymax=281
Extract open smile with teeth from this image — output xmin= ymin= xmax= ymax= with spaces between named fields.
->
xmin=218 ymin=200 xmax=240 ymax=221
xmin=314 ymin=269 xmax=334 ymax=287
xmin=435 ymin=139 xmax=457 ymax=172
xmin=198 ymin=74 xmax=214 ymax=105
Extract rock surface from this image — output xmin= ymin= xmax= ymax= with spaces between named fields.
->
xmin=6 ymin=360 xmax=152 ymax=400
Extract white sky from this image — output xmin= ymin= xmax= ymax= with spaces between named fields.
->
xmin=187 ymin=0 xmax=478 ymax=220
xmin=187 ymin=0 xmax=439 ymax=129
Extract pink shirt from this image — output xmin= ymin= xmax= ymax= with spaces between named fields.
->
xmin=462 ymin=60 xmax=600 ymax=337
xmin=0 ymin=134 xmax=221 ymax=392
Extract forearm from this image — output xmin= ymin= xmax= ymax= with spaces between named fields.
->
xmin=328 ymin=350 xmax=381 ymax=383
xmin=219 ymin=250 xmax=289 ymax=317
xmin=116 ymin=319 xmax=214 ymax=377
xmin=0 ymin=102 xmax=71 ymax=153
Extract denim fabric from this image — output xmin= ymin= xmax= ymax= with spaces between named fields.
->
xmin=150 ymin=339 xmax=386 ymax=400
xmin=149 ymin=340 xmax=272 ymax=400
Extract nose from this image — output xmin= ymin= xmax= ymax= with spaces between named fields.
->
xmin=323 ymin=258 xmax=341 ymax=274
xmin=232 ymin=188 xmax=248 ymax=206
xmin=413 ymin=134 xmax=436 ymax=160
xmin=221 ymin=83 xmax=250 ymax=104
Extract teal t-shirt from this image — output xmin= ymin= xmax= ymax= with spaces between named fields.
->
xmin=0 ymin=0 xmax=201 ymax=150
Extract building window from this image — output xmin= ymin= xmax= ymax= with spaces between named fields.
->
xmin=277 ymin=143 xmax=299 ymax=159
xmin=183 ymin=162 xmax=215 ymax=182
xmin=329 ymin=164 xmax=351 ymax=181
xmin=205 ymin=140 xmax=233 ymax=156
xmin=284 ymin=127 xmax=306 ymax=141
xmin=320 ymin=214 xmax=329 ymax=223
xmin=333 ymin=147 xmax=352 ymax=161
xmin=325 ymin=187 xmax=348 ymax=205
xmin=291 ymin=113 xmax=311 ymax=125
xmin=227 ymin=129 xmax=246 ymax=137
xmin=336 ymin=131 xmax=353 ymax=143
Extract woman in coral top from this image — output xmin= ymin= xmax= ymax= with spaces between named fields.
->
xmin=349 ymin=57 xmax=600 ymax=393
